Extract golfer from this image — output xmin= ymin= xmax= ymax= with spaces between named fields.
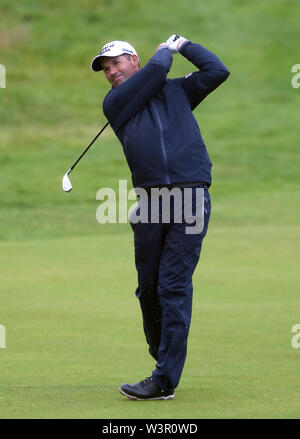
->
xmin=91 ymin=35 xmax=230 ymax=400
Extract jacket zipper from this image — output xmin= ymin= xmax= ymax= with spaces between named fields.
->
xmin=151 ymin=102 xmax=171 ymax=185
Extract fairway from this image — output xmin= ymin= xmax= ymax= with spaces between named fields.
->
xmin=1 ymin=0 xmax=300 ymax=420
xmin=1 ymin=225 xmax=299 ymax=419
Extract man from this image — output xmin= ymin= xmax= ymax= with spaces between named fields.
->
xmin=91 ymin=35 xmax=230 ymax=400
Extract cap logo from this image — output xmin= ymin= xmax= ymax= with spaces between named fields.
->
xmin=100 ymin=43 xmax=115 ymax=56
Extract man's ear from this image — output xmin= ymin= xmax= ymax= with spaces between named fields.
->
xmin=131 ymin=54 xmax=139 ymax=69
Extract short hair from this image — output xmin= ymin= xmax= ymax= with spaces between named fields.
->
xmin=122 ymin=53 xmax=140 ymax=67
xmin=122 ymin=54 xmax=131 ymax=61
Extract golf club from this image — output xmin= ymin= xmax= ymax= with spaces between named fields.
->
xmin=62 ymin=121 xmax=109 ymax=192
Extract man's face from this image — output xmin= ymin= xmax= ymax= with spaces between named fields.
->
xmin=101 ymin=54 xmax=139 ymax=88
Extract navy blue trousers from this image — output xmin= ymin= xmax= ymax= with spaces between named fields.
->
xmin=132 ymin=186 xmax=211 ymax=391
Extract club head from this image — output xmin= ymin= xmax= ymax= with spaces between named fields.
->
xmin=62 ymin=169 xmax=72 ymax=192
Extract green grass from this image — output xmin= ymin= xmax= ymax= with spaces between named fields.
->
xmin=1 ymin=227 xmax=299 ymax=418
xmin=0 ymin=0 xmax=300 ymax=419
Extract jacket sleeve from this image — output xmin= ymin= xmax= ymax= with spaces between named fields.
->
xmin=103 ymin=47 xmax=173 ymax=132
xmin=179 ymin=41 xmax=230 ymax=110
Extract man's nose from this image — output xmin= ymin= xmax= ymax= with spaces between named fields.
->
xmin=109 ymin=66 xmax=118 ymax=76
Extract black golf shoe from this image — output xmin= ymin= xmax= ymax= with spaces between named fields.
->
xmin=119 ymin=377 xmax=174 ymax=401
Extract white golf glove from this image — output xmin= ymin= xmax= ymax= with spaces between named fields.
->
xmin=166 ymin=34 xmax=187 ymax=53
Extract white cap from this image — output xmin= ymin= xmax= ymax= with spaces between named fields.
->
xmin=91 ymin=40 xmax=139 ymax=72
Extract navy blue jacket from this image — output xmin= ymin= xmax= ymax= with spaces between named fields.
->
xmin=103 ymin=41 xmax=230 ymax=188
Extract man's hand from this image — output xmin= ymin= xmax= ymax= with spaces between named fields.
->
xmin=166 ymin=35 xmax=188 ymax=54
xmin=156 ymin=42 xmax=169 ymax=52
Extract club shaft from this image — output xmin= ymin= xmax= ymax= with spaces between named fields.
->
xmin=70 ymin=122 xmax=109 ymax=172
